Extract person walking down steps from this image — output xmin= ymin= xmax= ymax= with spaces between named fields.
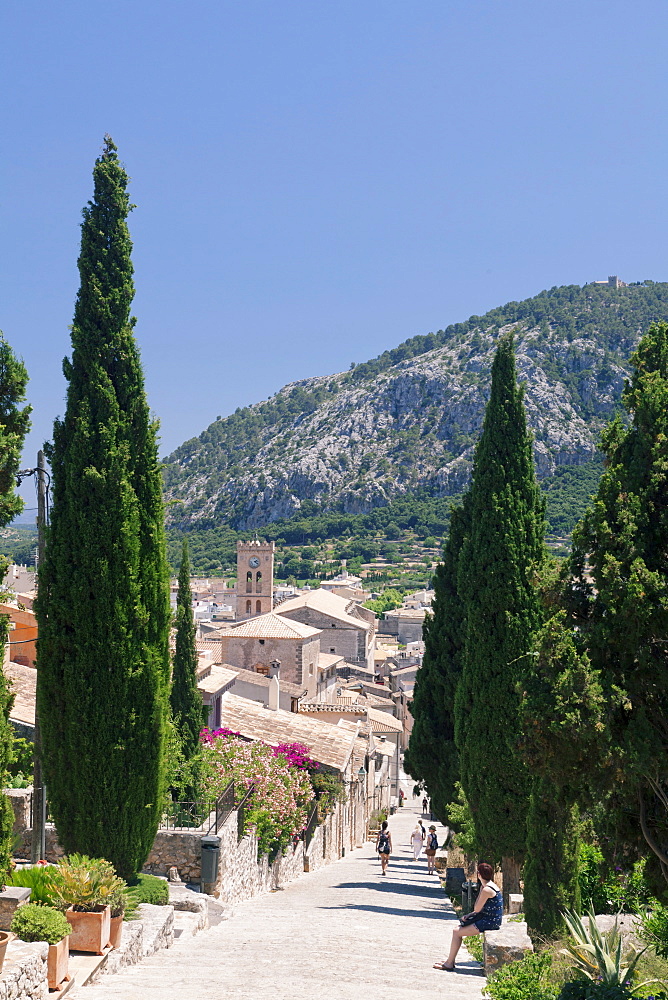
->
xmin=425 ymin=826 xmax=438 ymax=874
xmin=376 ymin=820 xmax=392 ymax=875
xmin=410 ymin=823 xmax=424 ymax=860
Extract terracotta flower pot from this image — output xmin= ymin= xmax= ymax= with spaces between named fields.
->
xmin=0 ymin=930 xmax=10 ymax=974
xmin=47 ymin=936 xmax=70 ymax=990
xmin=65 ymin=905 xmax=111 ymax=954
xmin=108 ymin=914 xmax=123 ymax=950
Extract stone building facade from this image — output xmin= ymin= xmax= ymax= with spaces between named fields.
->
xmin=277 ymin=590 xmax=375 ymax=670
xmin=236 ymin=539 xmax=275 ymax=620
xmin=215 ymin=613 xmax=321 ymax=687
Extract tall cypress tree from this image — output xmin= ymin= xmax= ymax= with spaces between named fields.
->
xmin=36 ymin=138 xmax=170 ymax=879
xmin=0 ymin=334 xmax=31 ymax=878
xmin=454 ymin=332 xmax=546 ymax=896
xmin=564 ymin=320 xmax=668 ymax=894
xmin=170 ymin=540 xmax=206 ymax=794
xmin=405 ymin=498 xmax=470 ymax=822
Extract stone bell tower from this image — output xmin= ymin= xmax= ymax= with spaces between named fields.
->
xmin=236 ymin=538 xmax=275 ymax=620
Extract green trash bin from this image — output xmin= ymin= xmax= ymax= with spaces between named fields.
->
xmin=461 ymin=880 xmax=479 ymax=913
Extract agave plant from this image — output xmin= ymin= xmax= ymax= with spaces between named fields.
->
xmin=561 ymin=905 xmax=647 ymax=989
xmin=48 ymin=854 xmax=127 ymax=913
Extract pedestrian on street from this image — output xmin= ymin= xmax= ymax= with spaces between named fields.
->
xmin=425 ymin=826 xmax=438 ymax=874
xmin=422 ymin=796 xmax=429 ymax=814
xmin=376 ymin=821 xmax=392 ymax=876
xmin=410 ymin=824 xmax=423 ymax=860
xmin=433 ymin=862 xmax=502 ymax=971
xmin=418 ymin=819 xmax=426 ymax=843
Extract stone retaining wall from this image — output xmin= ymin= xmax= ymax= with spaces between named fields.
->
xmin=0 ymin=940 xmax=47 ymax=1000
xmin=7 ymin=780 xmax=369 ymax=907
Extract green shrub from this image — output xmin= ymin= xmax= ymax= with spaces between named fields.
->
xmin=48 ymin=854 xmax=127 ymax=913
xmin=578 ymin=845 xmax=652 ymax=914
xmin=11 ymin=903 xmax=71 ymax=945
xmin=127 ymin=874 xmax=168 ymax=906
xmin=8 ymin=865 xmax=58 ymax=906
xmin=466 ymin=933 xmax=483 ymax=963
xmin=639 ymin=903 xmax=668 ymax=960
xmin=8 ymin=737 xmax=33 ymax=779
xmin=557 ymin=982 xmax=657 ymax=999
xmin=482 ymin=952 xmax=558 ymax=1000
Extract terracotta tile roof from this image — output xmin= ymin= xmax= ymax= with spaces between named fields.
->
xmin=366 ymin=707 xmax=403 ymax=734
xmin=5 ymin=661 xmax=35 ymax=727
xmin=317 ymin=652 xmax=344 ymax=671
xmin=218 ymin=693 xmax=356 ymax=772
xmin=276 ymin=589 xmax=368 ymax=630
xmin=197 ymin=664 xmax=239 ymax=696
xmin=215 ymin=613 xmax=321 ymax=640
xmin=229 ymin=667 xmax=307 ymax=699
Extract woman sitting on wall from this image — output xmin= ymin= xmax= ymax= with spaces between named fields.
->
xmin=433 ymin=862 xmax=502 ymax=972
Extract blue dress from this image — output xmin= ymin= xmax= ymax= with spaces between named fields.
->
xmin=474 ymin=886 xmax=503 ymax=931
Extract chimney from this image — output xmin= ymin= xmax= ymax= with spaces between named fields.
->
xmin=269 ymin=659 xmax=281 ymax=679
xmin=269 ymin=674 xmax=280 ymax=711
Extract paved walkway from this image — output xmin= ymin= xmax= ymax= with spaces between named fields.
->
xmin=77 ymin=794 xmax=484 ymax=999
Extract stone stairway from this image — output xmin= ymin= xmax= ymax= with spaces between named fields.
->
xmin=75 ymin=800 xmax=484 ymax=1000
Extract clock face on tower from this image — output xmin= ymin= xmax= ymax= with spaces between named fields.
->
xmin=248 ymin=556 xmax=261 ymax=568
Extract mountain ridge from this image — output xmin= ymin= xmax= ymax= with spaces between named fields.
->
xmin=163 ymin=281 xmax=668 ymax=531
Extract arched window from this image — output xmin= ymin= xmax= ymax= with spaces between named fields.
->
xmin=246 ymin=571 xmax=253 ymax=593
xmin=256 ymin=600 xmax=262 ymax=613
xmin=246 ymin=600 xmax=252 ymax=614
xmin=256 ymin=571 xmax=262 ymax=594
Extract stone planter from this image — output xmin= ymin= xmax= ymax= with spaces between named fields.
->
xmin=66 ymin=905 xmax=111 ymax=954
xmin=109 ymin=914 xmax=124 ymax=950
xmin=0 ymin=886 xmax=31 ymax=930
xmin=47 ymin=935 xmax=70 ymax=989
xmin=0 ymin=930 xmax=11 ymax=973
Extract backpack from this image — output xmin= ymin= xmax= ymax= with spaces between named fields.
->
xmin=378 ymin=831 xmax=390 ymax=853
xmin=428 ymin=833 xmax=438 ymax=850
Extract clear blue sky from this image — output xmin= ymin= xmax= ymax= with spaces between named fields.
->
xmin=3 ymin=0 xmax=667 ymax=510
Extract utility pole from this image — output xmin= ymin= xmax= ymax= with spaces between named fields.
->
xmin=31 ymin=451 xmax=47 ymax=862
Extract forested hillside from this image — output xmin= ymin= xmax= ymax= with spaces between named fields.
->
xmin=163 ymin=281 xmax=668 ymax=540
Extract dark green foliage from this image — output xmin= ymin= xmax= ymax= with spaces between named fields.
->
xmin=170 ymin=540 xmax=206 ymax=793
xmin=310 ymin=770 xmax=345 ymax=819
xmin=558 ymin=984 xmax=646 ymax=1000
xmin=520 ymin=612 xmax=607 ymax=934
xmin=524 ymin=779 xmax=581 ymax=937
xmin=10 ymin=903 xmax=71 ymax=945
xmin=565 ymin=321 xmax=668 ymax=891
xmin=639 ymin=902 xmax=668 ymax=960
xmin=8 ymin=865 xmax=58 ymax=906
xmin=0 ymin=332 xmax=31 ymax=883
xmin=455 ymin=333 xmax=545 ymax=865
xmin=8 ymin=737 xmax=33 ymax=779
xmin=482 ymin=951 xmax=557 ymax=1000
xmin=0 ymin=526 xmax=37 ymax=568
xmin=36 ymin=138 xmax=171 ymax=880
xmin=0 ymin=334 xmax=31 ymax=529
xmin=405 ymin=498 xmax=471 ymax=822
xmin=127 ymin=873 xmax=168 ymax=905
xmin=577 ymin=844 xmax=652 ymax=915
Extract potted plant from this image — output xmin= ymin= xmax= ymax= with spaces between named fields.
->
xmin=49 ymin=855 xmax=126 ymax=954
xmin=10 ymin=903 xmax=72 ymax=989
xmin=106 ymin=885 xmax=130 ymax=950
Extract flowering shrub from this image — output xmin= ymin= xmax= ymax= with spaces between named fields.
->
xmin=200 ymin=732 xmax=314 ymax=857
xmin=274 ymin=743 xmax=318 ymax=771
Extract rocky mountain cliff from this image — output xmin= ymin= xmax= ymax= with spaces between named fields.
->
xmin=163 ymin=281 xmax=668 ymax=530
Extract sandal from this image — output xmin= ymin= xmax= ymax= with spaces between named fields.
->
xmin=433 ymin=962 xmax=455 ymax=971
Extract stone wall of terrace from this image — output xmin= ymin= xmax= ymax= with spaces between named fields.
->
xmin=6 ymin=782 xmax=370 ymax=905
